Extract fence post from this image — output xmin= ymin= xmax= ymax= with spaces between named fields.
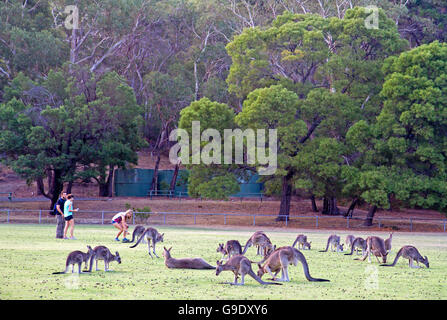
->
xmin=163 ymin=213 xmax=166 ymax=225
xmin=410 ymin=218 xmax=413 ymax=232
xmin=347 ymin=217 xmax=350 ymax=228
xmin=194 ymin=214 xmax=196 ymax=225
xmin=285 ymin=216 xmax=288 ymax=227
xmin=101 ymin=211 xmax=104 ymax=225
xmin=316 ymin=216 xmax=318 ymax=228
xmin=39 ymin=209 xmax=42 ymax=224
xmin=224 ymin=215 xmax=226 ymax=225
xmin=7 ymin=210 xmax=10 ymax=223
xmin=253 ymin=215 xmax=256 ymax=226
xmin=378 ymin=219 xmax=381 ymax=228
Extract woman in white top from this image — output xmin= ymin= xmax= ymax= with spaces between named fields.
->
xmin=111 ymin=209 xmax=133 ymax=242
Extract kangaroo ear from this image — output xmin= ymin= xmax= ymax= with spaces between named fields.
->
xmin=168 ymin=247 xmax=172 ymax=252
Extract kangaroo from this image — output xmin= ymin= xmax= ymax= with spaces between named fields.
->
xmin=292 ymin=234 xmax=312 ymax=250
xmin=162 ymin=247 xmax=215 ymax=269
xmin=345 ymin=235 xmax=355 ymax=251
xmin=87 ymin=246 xmax=121 ymax=272
xmin=257 ymin=246 xmax=330 ymax=282
xmin=320 ymin=234 xmax=344 ymax=252
xmin=215 ymin=255 xmax=281 ymax=286
xmin=217 ymin=240 xmax=243 ymax=261
xmin=385 ymin=232 xmax=393 ymax=253
xmin=380 ymin=245 xmax=429 ymax=268
xmin=130 ymin=227 xmax=164 ymax=258
xmin=241 ymin=231 xmax=274 ymax=257
xmin=52 ymin=245 xmax=94 ymax=274
xmin=355 ymin=236 xmax=388 ymax=264
xmin=130 ymin=225 xmax=146 ymax=243
xmin=344 ymin=237 xmax=366 ymax=256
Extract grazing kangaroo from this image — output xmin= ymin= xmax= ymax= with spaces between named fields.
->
xmin=345 ymin=235 xmax=355 ymax=251
xmin=320 ymin=235 xmax=344 ymax=252
xmin=130 ymin=227 xmax=164 ymax=258
xmin=217 ymin=240 xmax=243 ymax=261
xmin=87 ymin=246 xmax=121 ymax=272
xmin=355 ymin=236 xmax=388 ymax=264
xmin=52 ymin=245 xmax=94 ymax=274
xmin=344 ymin=237 xmax=366 ymax=256
xmin=162 ymin=247 xmax=215 ymax=269
xmin=257 ymin=246 xmax=330 ymax=282
xmin=292 ymin=234 xmax=312 ymax=250
xmin=380 ymin=245 xmax=429 ymax=268
xmin=242 ymin=231 xmax=274 ymax=257
xmin=215 ymin=255 xmax=281 ymax=286
xmin=130 ymin=225 xmax=146 ymax=243
xmin=385 ymin=232 xmax=393 ymax=253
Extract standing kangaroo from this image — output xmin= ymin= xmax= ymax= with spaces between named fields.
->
xmin=385 ymin=232 xmax=393 ymax=253
xmin=87 ymin=246 xmax=121 ymax=272
xmin=130 ymin=227 xmax=164 ymax=258
xmin=355 ymin=236 xmax=388 ymax=264
xmin=52 ymin=245 xmax=94 ymax=274
xmin=320 ymin=235 xmax=344 ymax=252
xmin=217 ymin=240 xmax=243 ymax=261
xmin=344 ymin=237 xmax=366 ymax=256
xmin=292 ymin=234 xmax=312 ymax=250
xmin=215 ymin=255 xmax=281 ymax=286
xmin=241 ymin=231 xmax=274 ymax=257
xmin=130 ymin=225 xmax=146 ymax=243
xmin=257 ymin=246 xmax=330 ymax=282
xmin=162 ymin=247 xmax=215 ymax=269
xmin=380 ymin=246 xmax=429 ymax=268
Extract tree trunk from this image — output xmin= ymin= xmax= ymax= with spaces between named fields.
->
xmin=310 ymin=194 xmax=318 ymax=212
xmin=276 ymin=174 xmax=292 ymax=221
xmin=322 ymin=196 xmax=340 ymax=215
xmin=169 ymin=162 xmax=180 ymax=192
xmin=49 ymin=171 xmax=64 ymax=211
xmin=98 ymin=167 xmax=115 ymax=197
xmin=364 ymin=205 xmax=377 ymax=226
xmin=36 ymin=178 xmax=44 ymax=196
xmin=151 ymin=153 xmax=161 ymax=193
xmin=66 ymin=180 xmax=73 ymax=194
xmin=345 ymin=197 xmax=358 ymax=218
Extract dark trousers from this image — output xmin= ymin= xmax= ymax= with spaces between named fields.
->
xmin=56 ymin=214 xmax=64 ymax=238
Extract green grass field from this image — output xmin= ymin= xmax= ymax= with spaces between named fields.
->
xmin=0 ymin=224 xmax=446 ymax=300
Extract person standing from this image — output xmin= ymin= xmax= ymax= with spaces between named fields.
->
xmin=55 ymin=192 xmax=67 ymax=239
xmin=63 ymin=194 xmax=78 ymax=240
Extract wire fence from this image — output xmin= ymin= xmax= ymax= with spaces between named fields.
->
xmin=0 ymin=209 xmax=446 ymax=232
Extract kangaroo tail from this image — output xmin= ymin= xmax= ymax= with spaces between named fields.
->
xmin=295 ymin=249 xmax=330 ymax=282
xmin=241 ymin=239 xmax=252 ymax=254
xmin=380 ymin=247 xmax=403 ymax=267
xmin=319 ymin=238 xmax=330 ymax=252
xmin=130 ymin=230 xmax=146 ymax=248
xmin=130 ymin=229 xmax=138 ymax=243
xmin=292 ymin=237 xmax=299 ymax=248
xmin=248 ymin=269 xmax=282 ymax=285
xmin=345 ymin=238 xmax=358 ymax=255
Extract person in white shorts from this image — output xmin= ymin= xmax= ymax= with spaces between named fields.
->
xmin=111 ymin=209 xmax=133 ymax=242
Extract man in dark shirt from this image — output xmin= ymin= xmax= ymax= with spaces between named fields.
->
xmin=55 ymin=192 xmax=67 ymax=239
